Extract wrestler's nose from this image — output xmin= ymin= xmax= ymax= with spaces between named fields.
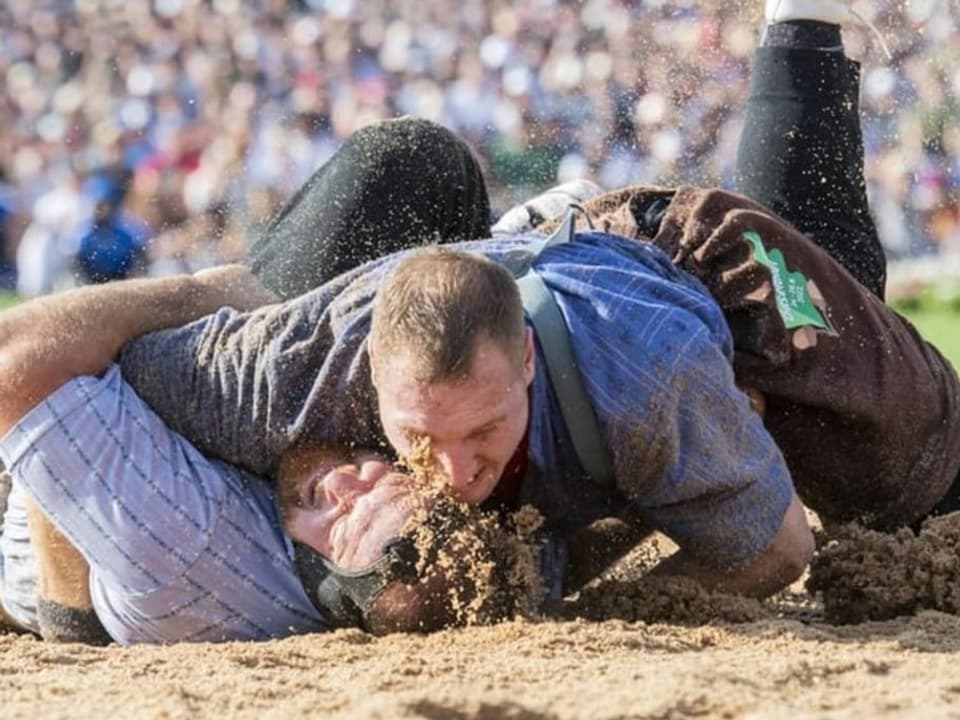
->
xmin=433 ymin=444 xmax=479 ymax=491
xmin=324 ymin=466 xmax=367 ymax=505
xmin=356 ymin=456 xmax=392 ymax=486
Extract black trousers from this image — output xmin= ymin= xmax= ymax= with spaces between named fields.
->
xmin=246 ymin=117 xmax=490 ymax=300
xmin=735 ymin=47 xmax=887 ymax=300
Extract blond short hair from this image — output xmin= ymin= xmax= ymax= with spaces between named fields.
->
xmin=370 ymin=247 xmax=525 ymax=382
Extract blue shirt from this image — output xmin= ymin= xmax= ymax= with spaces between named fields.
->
xmin=76 ymin=212 xmax=149 ymax=283
xmin=519 ymin=233 xmax=791 ymax=565
xmin=120 ymin=232 xmax=793 ymax=567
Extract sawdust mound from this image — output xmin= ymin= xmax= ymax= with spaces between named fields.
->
xmin=808 ymin=511 xmax=960 ymax=624
xmin=406 ymin=499 xmax=772 ymax=630
xmin=557 ymin=534 xmax=771 ymax=625
xmin=567 ymin=574 xmax=771 ymax=624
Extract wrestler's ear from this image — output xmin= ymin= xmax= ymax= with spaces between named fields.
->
xmin=522 ymin=327 xmax=535 ymax=386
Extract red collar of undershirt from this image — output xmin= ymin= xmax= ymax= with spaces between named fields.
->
xmin=484 ymin=429 xmax=529 ymax=511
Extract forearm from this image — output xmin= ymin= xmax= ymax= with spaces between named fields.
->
xmin=651 ymin=494 xmax=814 ymax=598
xmin=0 ymin=600 xmax=22 ymax=632
xmin=0 ymin=266 xmax=276 ymax=435
xmin=650 ymin=549 xmax=794 ymax=598
xmin=25 ymin=500 xmax=92 ymax=608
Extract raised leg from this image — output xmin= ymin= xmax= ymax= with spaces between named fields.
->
xmin=736 ymin=6 xmax=887 ymax=298
xmin=247 ymin=117 xmax=491 ymax=299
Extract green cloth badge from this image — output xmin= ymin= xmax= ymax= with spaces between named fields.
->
xmin=743 ymin=230 xmax=830 ymax=331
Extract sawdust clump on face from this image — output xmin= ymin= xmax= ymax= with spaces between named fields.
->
xmin=401 ymin=499 xmax=548 ymax=628
xmin=397 ymin=436 xmax=547 ymax=628
xmin=400 ymin=436 xmax=778 ymax=629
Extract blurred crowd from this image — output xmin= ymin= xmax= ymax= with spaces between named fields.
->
xmin=1 ymin=0 xmax=959 ymax=296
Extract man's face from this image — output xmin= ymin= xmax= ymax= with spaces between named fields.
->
xmin=373 ymin=330 xmax=535 ymax=505
xmin=277 ymin=447 xmax=425 ymax=571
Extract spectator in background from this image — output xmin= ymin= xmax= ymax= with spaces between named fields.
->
xmin=0 ymin=167 xmax=15 ymax=290
xmin=74 ymin=171 xmax=150 ymax=284
xmin=16 ymin=167 xmax=85 ymax=297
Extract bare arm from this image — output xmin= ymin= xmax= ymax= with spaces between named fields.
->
xmin=0 ymin=265 xmax=276 ymax=436
xmin=651 ymin=493 xmax=814 ymax=598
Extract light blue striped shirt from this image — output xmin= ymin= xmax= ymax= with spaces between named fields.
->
xmin=0 ymin=365 xmax=325 ymax=644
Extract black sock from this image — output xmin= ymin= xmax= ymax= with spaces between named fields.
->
xmin=762 ymin=20 xmax=843 ymax=52
xmin=37 ymin=599 xmax=112 ymax=645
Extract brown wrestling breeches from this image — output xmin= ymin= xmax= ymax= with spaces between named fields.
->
xmin=553 ymin=185 xmax=960 ymax=529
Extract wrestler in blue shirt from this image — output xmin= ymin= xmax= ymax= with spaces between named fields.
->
xmin=119 ymin=231 xmax=804 ymax=590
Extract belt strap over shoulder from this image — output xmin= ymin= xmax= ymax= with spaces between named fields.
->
xmin=504 ymin=210 xmax=614 ymax=487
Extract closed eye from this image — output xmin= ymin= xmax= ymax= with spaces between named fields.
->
xmin=468 ymin=424 xmax=498 ymax=441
